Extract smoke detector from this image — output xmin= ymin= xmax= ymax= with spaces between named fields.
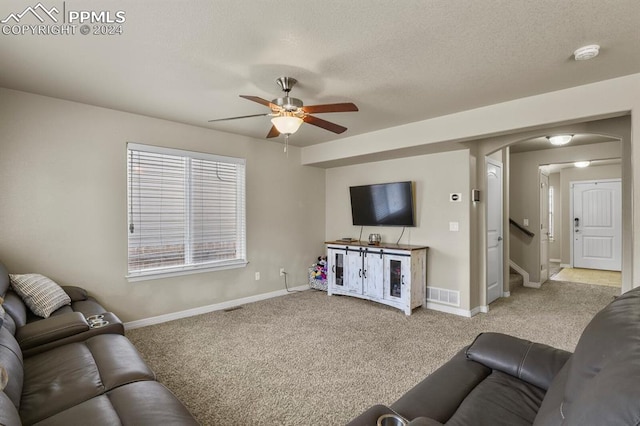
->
xmin=574 ymin=45 xmax=600 ymax=61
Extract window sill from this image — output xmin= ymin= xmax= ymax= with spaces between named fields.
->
xmin=126 ymin=260 xmax=248 ymax=282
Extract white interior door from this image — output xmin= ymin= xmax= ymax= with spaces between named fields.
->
xmin=539 ymin=172 xmax=549 ymax=282
xmin=572 ymin=180 xmax=622 ymax=271
xmin=486 ymin=159 xmax=503 ymax=304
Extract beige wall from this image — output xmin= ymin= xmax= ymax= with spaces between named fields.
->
xmin=509 ymin=141 xmax=622 ymax=283
xmin=0 ymin=88 xmax=326 ymax=322
xmin=559 ymin=164 xmax=622 ymax=265
xmin=325 ymin=150 xmax=473 ymax=311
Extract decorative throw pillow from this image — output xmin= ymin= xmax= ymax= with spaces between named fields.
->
xmin=9 ymin=274 xmax=71 ymax=318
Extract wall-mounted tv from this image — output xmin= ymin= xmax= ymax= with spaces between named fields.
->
xmin=349 ymin=181 xmax=415 ymax=227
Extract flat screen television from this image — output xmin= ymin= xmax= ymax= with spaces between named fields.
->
xmin=350 ymin=181 xmax=415 ymax=227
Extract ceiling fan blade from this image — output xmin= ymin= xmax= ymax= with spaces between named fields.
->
xmin=208 ymin=113 xmax=270 ymax=123
xmin=266 ymin=125 xmax=280 ymax=138
xmin=302 ymin=102 xmax=359 ymax=114
xmin=303 ymin=115 xmax=347 ymax=134
xmin=239 ymin=95 xmax=277 ymax=109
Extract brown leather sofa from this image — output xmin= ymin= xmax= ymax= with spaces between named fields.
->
xmin=348 ymin=285 xmax=640 ymax=426
xmin=0 ymin=263 xmax=198 ymax=425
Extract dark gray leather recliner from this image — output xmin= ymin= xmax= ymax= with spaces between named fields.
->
xmin=348 ymin=286 xmax=640 ymax=425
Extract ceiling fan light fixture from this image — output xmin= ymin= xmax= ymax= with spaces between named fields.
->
xmin=547 ymin=135 xmax=573 ymax=146
xmin=574 ymin=161 xmax=590 ymax=168
xmin=271 ymin=115 xmax=303 ymax=135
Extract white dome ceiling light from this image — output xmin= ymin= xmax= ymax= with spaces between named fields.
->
xmin=574 ymin=45 xmax=600 ymax=61
xmin=547 ymin=135 xmax=573 ymax=146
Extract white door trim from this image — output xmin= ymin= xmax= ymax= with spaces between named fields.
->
xmin=539 ymin=171 xmax=550 ymax=283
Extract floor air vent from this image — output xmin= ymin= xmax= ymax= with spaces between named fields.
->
xmin=426 ymin=287 xmax=460 ymax=307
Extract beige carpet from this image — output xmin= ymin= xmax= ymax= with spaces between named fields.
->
xmin=126 ymin=282 xmax=618 ymax=426
xmin=551 ymin=267 xmax=621 ymax=287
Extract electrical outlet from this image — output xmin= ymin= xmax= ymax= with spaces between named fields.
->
xmin=279 ymin=268 xmax=285 ymax=276
xmin=255 ymin=272 xmax=260 ymax=280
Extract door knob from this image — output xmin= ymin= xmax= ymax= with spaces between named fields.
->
xmin=497 ymin=236 xmax=503 ymax=241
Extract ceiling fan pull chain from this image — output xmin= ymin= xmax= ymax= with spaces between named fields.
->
xmin=284 ymin=134 xmax=289 ymax=157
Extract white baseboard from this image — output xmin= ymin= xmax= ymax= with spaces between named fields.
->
xmin=124 ymin=284 xmax=309 ymax=330
xmin=502 ymin=291 xmax=511 ymax=297
xmin=525 ymin=281 xmax=541 ymax=288
xmin=550 ymin=258 xmax=561 ymax=263
xmin=426 ymin=302 xmax=485 ymax=317
xmin=560 ymin=263 xmax=571 ymax=268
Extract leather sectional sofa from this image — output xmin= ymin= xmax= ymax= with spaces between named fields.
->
xmin=0 ymin=262 xmax=198 ymax=425
xmin=348 ymin=285 xmax=640 ymax=426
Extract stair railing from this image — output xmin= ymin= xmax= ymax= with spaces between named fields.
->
xmin=509 ymin=218 xmax=535 ymax=238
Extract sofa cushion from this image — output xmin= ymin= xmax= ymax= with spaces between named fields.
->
xmin=32 ymin=381 xmax=199 ymax=426
xmin=20 ymin=334 xmax=155 ymax=425
xmin=9 ymin=274 xmax=71 ymax=318
xmin=446 ymin=370 xmax=545 ymax=426
xmin=390 ymin=349 xmax=491 ymax=422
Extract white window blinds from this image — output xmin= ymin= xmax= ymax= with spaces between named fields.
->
xmin=127 ymin=143 xmax=246 ymax=279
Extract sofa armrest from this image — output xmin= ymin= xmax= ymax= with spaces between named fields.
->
xmin=408 ymin=418 xmax=444 ymax=426
xmin=390 ymin=348 xmax=491 ymax=422
xmin=61 ymin=285 xmax=89 ymax=301
xmin=465 ymin=332 xmax=571 ymax=390
xmin=16 ymin=312 xmax=89 ymax=350
xmin=345 ymin=405 xmax=400 ymax=426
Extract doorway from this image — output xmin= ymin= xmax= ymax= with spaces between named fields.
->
xmin=571 ymin=179 xmax=622 ymax=271
xmin=486 ymin=158 xmax=503 ymax=304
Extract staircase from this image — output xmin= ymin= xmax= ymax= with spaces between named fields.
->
xmin=509 ymin=267 xmax=524 ymax=291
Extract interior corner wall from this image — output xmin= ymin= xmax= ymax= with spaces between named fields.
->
xmin=324 ymin=149 xmax=472 ymax=311
xmin=0 ymin=88 xmax=326 ymax=322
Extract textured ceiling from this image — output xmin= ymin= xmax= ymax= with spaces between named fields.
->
xmin=1 ymin=0 xmax=639 ymax=147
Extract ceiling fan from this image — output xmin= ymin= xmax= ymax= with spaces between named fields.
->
xmin=208 ymin=77 xmax=358 ymax=139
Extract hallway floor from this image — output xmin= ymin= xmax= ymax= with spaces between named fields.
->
xmin=549 ymin=262 xmax=621 ymax=288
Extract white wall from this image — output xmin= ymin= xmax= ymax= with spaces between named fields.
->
xmin=325 ymin=150 xmax=473 ymax=311
xmin=0 ymin=88 xmax=326 ymax=322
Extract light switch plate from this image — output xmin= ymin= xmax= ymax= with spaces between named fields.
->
xmin=523 ymin=219 xmax=529 ymax=226
xmin=449 ymin=221 xmax=459 ymax=231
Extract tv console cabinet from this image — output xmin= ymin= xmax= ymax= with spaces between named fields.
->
xmin=325 ymin=241 xmax=428 ymax=315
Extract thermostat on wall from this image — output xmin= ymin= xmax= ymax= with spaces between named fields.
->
xmin=450 ymin=193 xmax=462 ymax=202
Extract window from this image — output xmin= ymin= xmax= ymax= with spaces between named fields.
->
xmin=548 ymin=186 xmax=554 ymax=241
xmin=127 ymin=143 xmax=246 ymax=280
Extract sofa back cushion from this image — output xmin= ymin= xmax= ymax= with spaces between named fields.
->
xmin=534 ymin=287 xmax=640 ymax=425
xmin=2 ymin=291 xmax=27 ymax=330
xmin=0 ymin=327 xmax=24 ymax=409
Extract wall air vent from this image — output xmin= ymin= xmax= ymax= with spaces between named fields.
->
xmin=426 ymin=287 xmax=460 ymax=307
